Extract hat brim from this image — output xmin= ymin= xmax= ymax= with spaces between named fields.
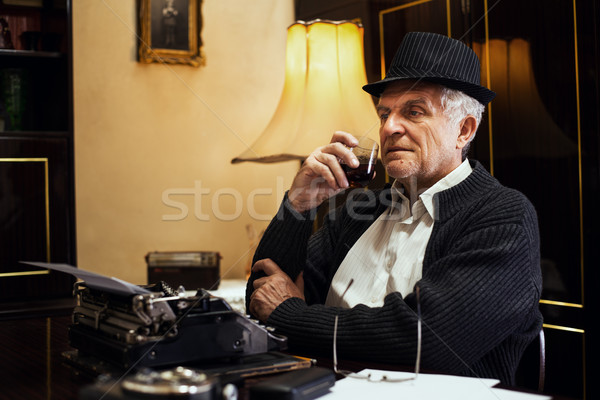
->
xmin=363 ymin=76 xmax=496 ymax=106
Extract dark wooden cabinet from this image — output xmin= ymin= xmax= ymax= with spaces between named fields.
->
xmin=297 ymin=1 xmax=599 ymax=399
xmin=0 ymin=0 xmax=75 ymax=317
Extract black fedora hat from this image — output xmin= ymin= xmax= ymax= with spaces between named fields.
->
xmin=363 ymin=32 xmax=496 ymax=105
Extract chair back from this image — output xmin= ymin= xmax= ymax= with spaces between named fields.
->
xmin=516 ymin=328 xmax=546 ymax=392
xmin=537 ymin=328 xmax=545 ymax=392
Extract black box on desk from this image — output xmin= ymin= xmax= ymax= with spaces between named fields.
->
xmin=146 ymin=251 xmax=221 ymax=290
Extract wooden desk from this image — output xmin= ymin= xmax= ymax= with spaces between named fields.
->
xmin=0 ymin=314 xmax=574 ymax=400
xmin=0 ymin=314 xmax=306 ymax=400
xmin=0 ymin=315 xmax=93 ymax=400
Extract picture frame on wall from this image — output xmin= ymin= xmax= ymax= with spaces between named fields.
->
xmin=138 ymin=0 xmax=205 ymax=67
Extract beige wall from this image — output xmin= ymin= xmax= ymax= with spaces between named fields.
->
xmin=73 ymin=0 xmax=298 ymax=284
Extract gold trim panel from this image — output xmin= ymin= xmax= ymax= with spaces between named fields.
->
xmin=446 ymin=0 xmax=451 ymax=37
xmin=0 ymin=270 xmax=50 ymax=278
xmin=543 ymin=323 xmax=585 ymax=334
xmin=572 ymin=0 xmax=585 ymax=309
xmin=540 ymin=299 xmax=583 ymax=308
xmin=378 ymin=0 xmax=435 ymax=79
xmin=379 ymin=0 xmax=434 ymax=16
xmin=570 ymin=4 xmax=587 ymax=393
xmin=483 ymin=0 xmax=494 ymax=176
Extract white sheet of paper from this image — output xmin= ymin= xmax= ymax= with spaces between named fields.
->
xmin=321 ymin=369 xmax=552 ymax=400
xmin=21 ymin=262 xmax=150 ymax=295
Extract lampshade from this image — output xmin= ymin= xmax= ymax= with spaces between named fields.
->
xmin=473 ymin=38 xmax=577 ymax=159
xmin=231 ymin=20 xmax=380 ymax=164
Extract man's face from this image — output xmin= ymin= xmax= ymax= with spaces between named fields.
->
xmin=377 ymin=80 xmax=462 ymax=189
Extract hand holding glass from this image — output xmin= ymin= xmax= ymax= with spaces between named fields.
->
xmin=342 ymin=136 xmax=379 ymax=188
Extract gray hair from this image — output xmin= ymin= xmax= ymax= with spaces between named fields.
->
xmin=439 ymin=87 xmax=485 ymax=160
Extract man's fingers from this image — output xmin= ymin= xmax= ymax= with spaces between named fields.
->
xmin=249 ymin=271 xmax=305 ymax=322
xmin=309 ymin=152 xmax=346 ymax=189
xmin=321 ymin=141 xmax=359 ymax=167
xmin=287 ymin=131 xmax=365 ymax=213
xmin=252 ymin=275 xmax=268 ymax=289
xmin=252 ymin=258 xmax=282 ymax=276
xmin=304 ymin=137 xmax=359 ymax=187
xmin=331 ymin=130 xmax=359 ymax=147
xmin=307 ymin=141 xmax=358 ymax=189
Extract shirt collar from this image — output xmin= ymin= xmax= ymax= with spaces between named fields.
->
xmin=389 ymin=159 xmax=473 ymax=219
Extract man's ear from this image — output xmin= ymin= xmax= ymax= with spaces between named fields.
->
xmin=456 ymin=115 xmax=477 ymax=151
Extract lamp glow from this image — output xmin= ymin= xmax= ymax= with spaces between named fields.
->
xmin=473 ymin=38 xmax=577 ymax=159
xmin=232 ymin=20 xmax=379 ymax=164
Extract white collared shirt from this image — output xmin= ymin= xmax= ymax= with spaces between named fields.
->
xmin=325 ymin=159 xmax=473 ymax=308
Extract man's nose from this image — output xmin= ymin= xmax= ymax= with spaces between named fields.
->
xmin=381 ymin=113 xmax=406 ymax=137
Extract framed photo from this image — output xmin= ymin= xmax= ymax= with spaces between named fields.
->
xmin=139 ymin=0 xmax=205 ymax=67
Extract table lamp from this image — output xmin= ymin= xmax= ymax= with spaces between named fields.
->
xmin=231 ymin=19 xmax=379 ymax=164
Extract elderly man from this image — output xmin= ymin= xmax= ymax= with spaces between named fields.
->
xmin=246 ymin=32 xmax=542 ymax=386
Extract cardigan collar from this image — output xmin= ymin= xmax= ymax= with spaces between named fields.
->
xmin=372 ymin=160 xmax=499 ymax=222
xmin=433 ymin=160 xmax=500 ymax=221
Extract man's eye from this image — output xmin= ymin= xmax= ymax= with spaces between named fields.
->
xmin=379 ymin=113 xmax=389 ymax=121
xmin=408 ymin=110 xmax=422 ymax=117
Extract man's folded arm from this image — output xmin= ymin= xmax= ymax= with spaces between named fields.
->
xmin=265 ymin=222 xmax=540 ymax=375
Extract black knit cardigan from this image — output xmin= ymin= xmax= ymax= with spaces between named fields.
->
xmin=246 ymin=160 xmax=543 ymax=385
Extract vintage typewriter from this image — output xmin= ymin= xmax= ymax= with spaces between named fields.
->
xmin=68 ymin=280 xmax=287 ymax=369
xmin=22 ymin=263 xmax=316 ymax=399
xmin=22 ymin=262 xmax=287 ymax=372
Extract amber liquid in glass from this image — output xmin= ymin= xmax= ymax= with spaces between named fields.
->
xmin=342 ymin=161 xmax=375 ymax=188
